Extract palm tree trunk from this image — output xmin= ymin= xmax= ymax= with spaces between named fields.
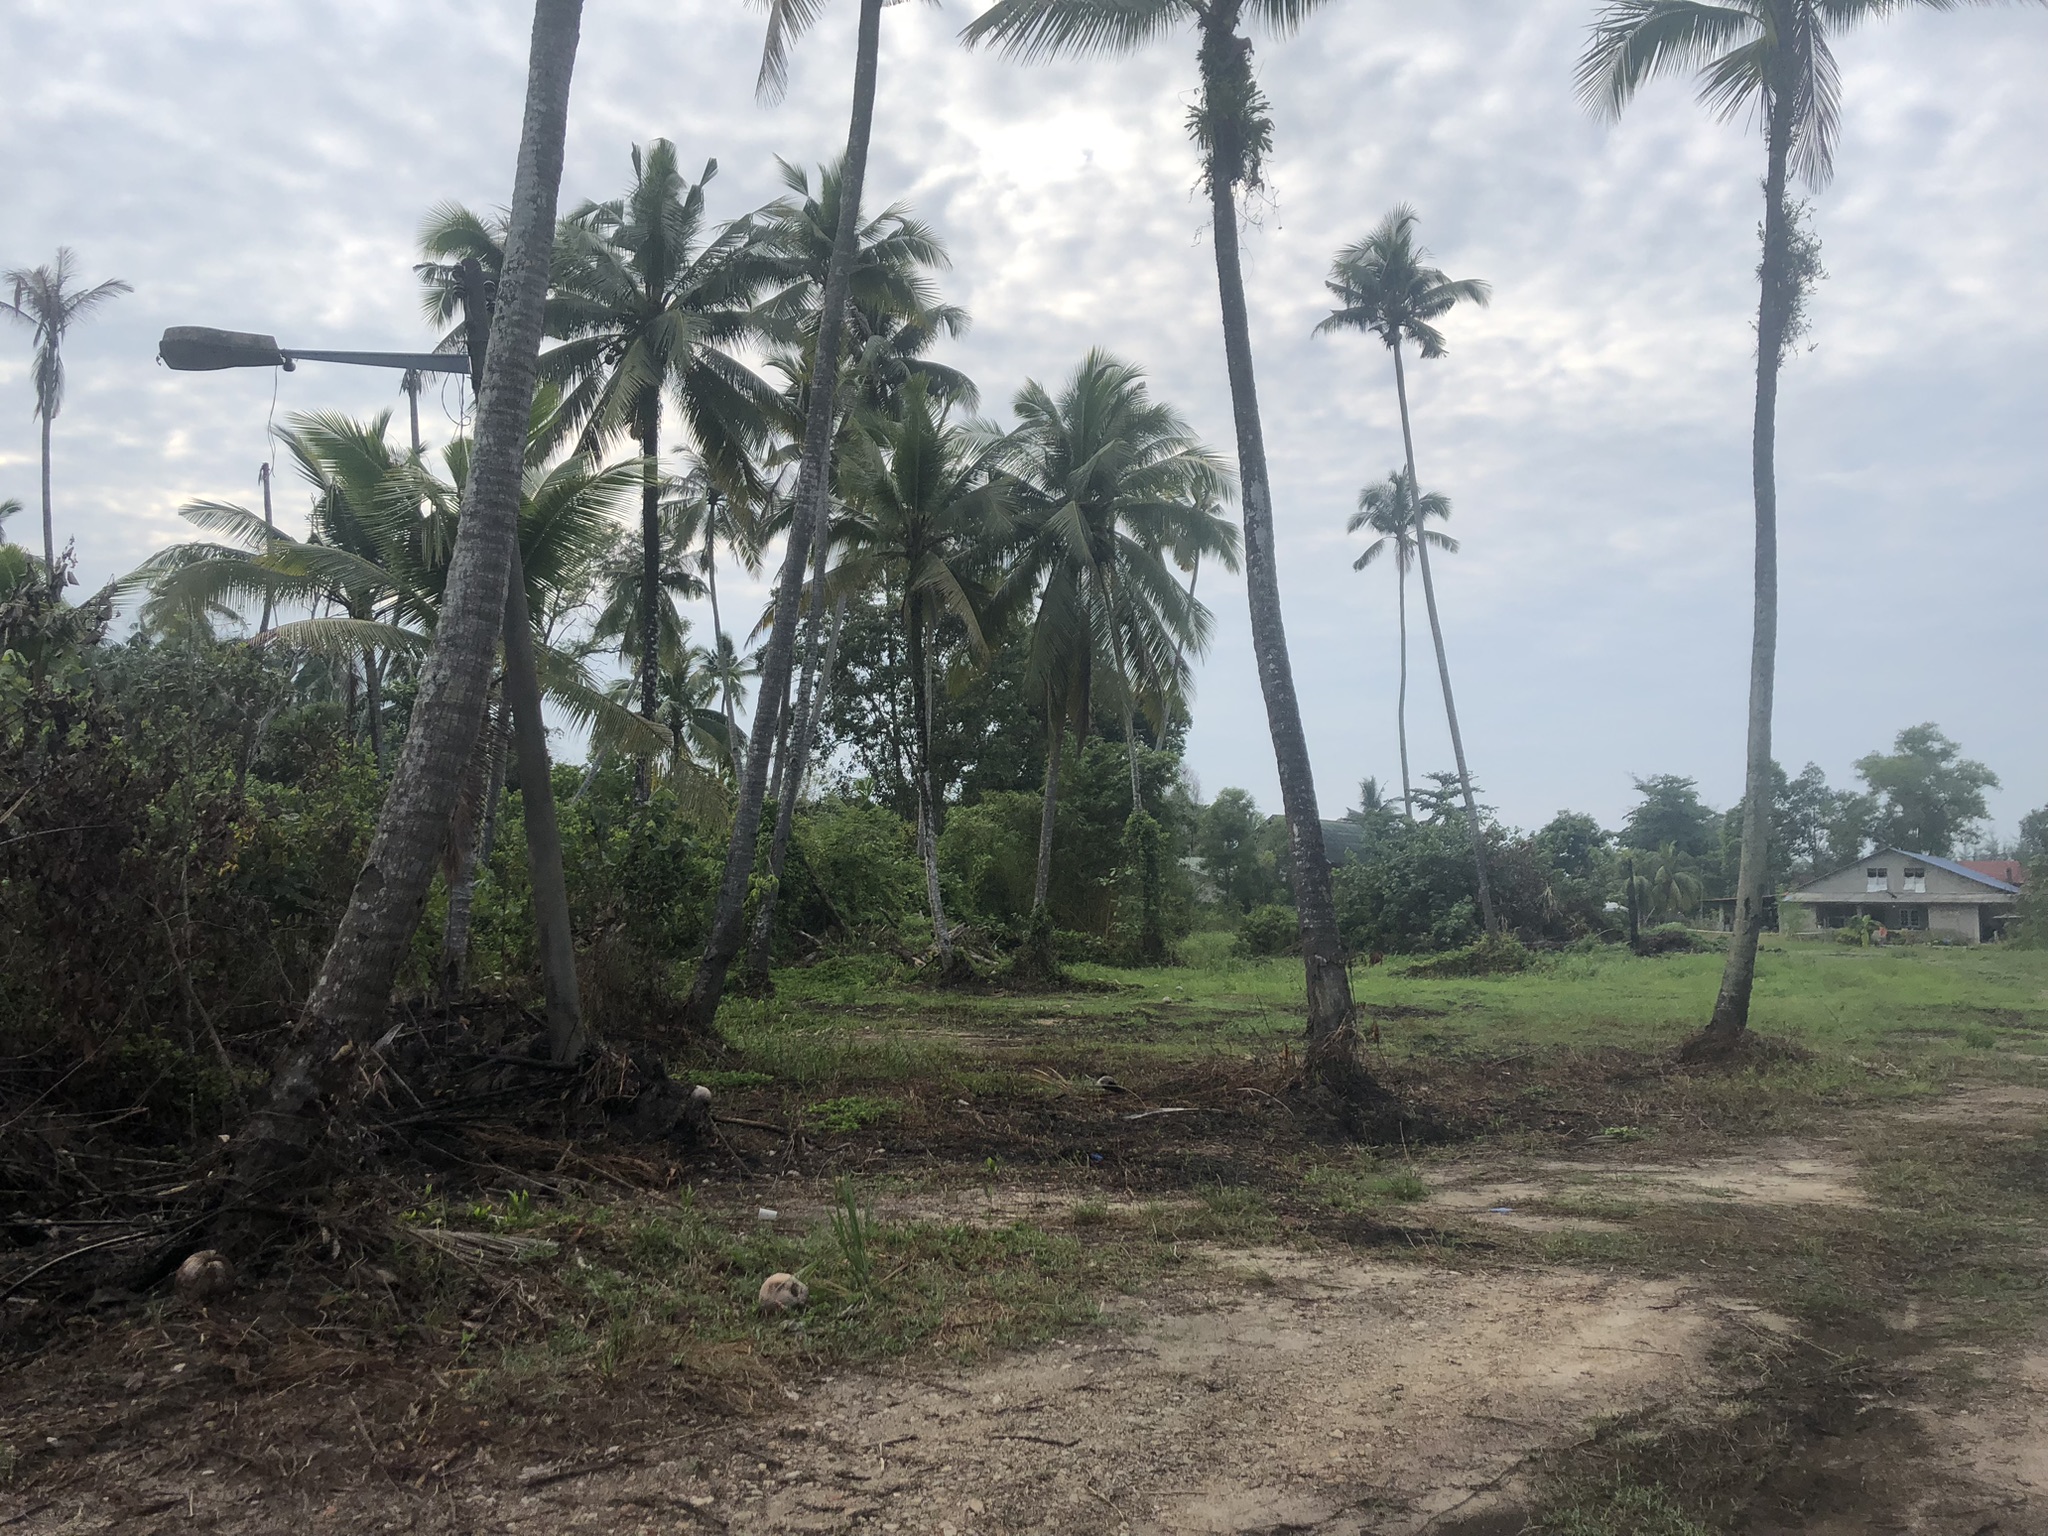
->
xmin=1034 ymin=706 xmax=1063 ymax=910
xmin=39 ymin=410 xmax=54 ymax=598
xmin=364 ymin=646 xmax=386 ymax=771
xmin=741 ymin=518 xmax=833 ymax=987
xmin=440 ymin=689 xmax=507 ymax=1000
xmin=703 ymin=510 xmax=743 ymax=778
xmin=228 ymin=0 xmax=586 ymax=1214
xmin=681 ymin=0 xmax=884 ymax=1032
xmin=1199 ymin=16 xmax=1362 ymax=1083
xmin=637 ymin=408 xmax=662 ymax=721
xmin=1700 ymin=99 xmax=1794 ymax=1053
xmin=503 ymin=552 xmax=585 ymax=1062
xmin=1395 ymin=561 xmax=1413 ymax=822
xmin=1392 ymin=339 xmax=1494 ymax=932
xmin=906 ymin=609 xmax=953 ymax=965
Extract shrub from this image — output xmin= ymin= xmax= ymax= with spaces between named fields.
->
xmin=1236 ymin=903 xmax=1300 ymax=958
xmin=1402 ymin=931 xmax=1533 ymax=978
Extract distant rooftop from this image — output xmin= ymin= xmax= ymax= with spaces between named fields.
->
xmin=1962 ymin=858 xmax=2027 ymax=889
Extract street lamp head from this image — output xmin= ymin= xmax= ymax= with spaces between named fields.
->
xmin=158 ymin=326 xmax=292 ymax=372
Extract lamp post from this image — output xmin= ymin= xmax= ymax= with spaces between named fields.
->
xmin=158 ymin=314 xmax=585 ymax=1057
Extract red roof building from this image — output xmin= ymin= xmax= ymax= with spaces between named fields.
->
xmin=1963 ymin=859 xmax=2027 ymax=888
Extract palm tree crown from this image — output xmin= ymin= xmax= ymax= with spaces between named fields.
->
xmin=1315 ymin=205 xmax=1491 ymax=357
xmin=2 ymin=249 xmax=131 ymax=426
xmin=1348 ymin=470 xmax=1455 ymax=575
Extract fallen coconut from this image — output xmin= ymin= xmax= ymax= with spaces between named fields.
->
xmin=174 ymin=1249 xmax=235 ymax=1304
xmin=757 ymin=1272 xmax=809 ymax=1314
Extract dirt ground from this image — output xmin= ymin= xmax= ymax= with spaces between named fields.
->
xmin=5 ymin=1082 xmax=2047 ymax=1535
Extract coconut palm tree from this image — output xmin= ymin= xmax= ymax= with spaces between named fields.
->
xmin=1645 ymin=841 xmax=1703 ymax=922
xmin=993 ymin=349 xmax=1238 ymax=953
xmin=1348 ymin=469 xmax=1456 ymax=824
xmin=682 ymin=0 xmax=920 ymax=1032
xmin=962 ymin=0 xmax=1371 ymax=1085
xmin=2 ymin=250 xmax=129 ymax=597
xmin=543 ymin=140 xmax=776 ymax=722
xmin=1316 ymin=206 xmax=1494 ymax=930
xmin=1575 ymin=0 xmax=2039 ymax=1050
xmin=832 ymin=378 xmax=1009 ymax=972
xmin=230 ymin=0 xmax=589 ymax=1215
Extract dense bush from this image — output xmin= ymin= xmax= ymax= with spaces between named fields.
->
xmin=1235 ymin=903 xmax=1300 ymax=957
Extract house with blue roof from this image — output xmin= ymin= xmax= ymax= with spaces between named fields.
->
xmin=1779 ymin=847 xmax=2021 ymax=944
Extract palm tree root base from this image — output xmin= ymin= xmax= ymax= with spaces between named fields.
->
xmin=1674 ymin=1027 xmax=1811 ymax=1069
xmin=1288 ymin=1024 xmax=1446 ymax=1144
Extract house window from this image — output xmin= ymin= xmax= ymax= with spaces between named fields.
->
xmin=1904 ymin=868 xmax=1926 ymax=893
xmin=1904 ymin=908 xmax=1927 ymax=930
xmin=1866 ymin=868 xmax=1888 ymax=892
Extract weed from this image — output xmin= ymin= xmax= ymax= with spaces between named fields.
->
xmin=806 ymin=1095 xmax=901 ymax=1133
xmin=830 ymin=1178 xmax=877 ymax=1294
xmin=1070 ymin=1200 xmax=1111 ymax=1228
xmin=1535 ymin=1474 xmax=1712 ymax=1536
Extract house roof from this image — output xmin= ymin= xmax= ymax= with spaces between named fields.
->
xmin=1962 ymin=858 xmax=2027 ymax=888
xmin=1787 ymin=847 xmax=2021 ymax=896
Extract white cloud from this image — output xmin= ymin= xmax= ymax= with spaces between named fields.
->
xmin=1 ymin=0 xmax=2041 ymax=833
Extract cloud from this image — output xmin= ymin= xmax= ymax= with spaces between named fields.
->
xmin=1 ymin=0 xmax=2042 ymax=833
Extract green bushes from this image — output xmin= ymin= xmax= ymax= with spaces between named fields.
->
xmin=1236 ymin=903 xmax=1300 ymax=957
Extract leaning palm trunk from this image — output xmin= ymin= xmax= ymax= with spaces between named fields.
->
xmin=439 ymin=689 xmax=508 ymax=999
xmin=740 ymin=522 xmax=834 ymax=987
xmin=503 ymin=556 xmax=585 ymax=1062
xmin=1391 ymin=340 xmax=1493 ymax=930
xmin=1699 ymin=92 xmax=1795 ymax=1054
xmin=636 ymin=409 xmax=662 ymax=722
xmin=681 ymin=0 xmax=884 ymax=1033
xmin=1395 ymin=561 xmax=1414 ymax=821
xmin=704 ymin=514 xmax=745 ymax=779
xmin=1198 ymin=6 xmax=1362 ymax=1082
xmin=229 ymin=0 xmax=585 ymax=1212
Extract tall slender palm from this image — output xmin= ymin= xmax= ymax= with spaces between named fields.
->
xmin=544 ymin=141 xmax=775 ymax=721
xmin=963 ymin=0 xmax=1372 ymax=1087
xmin=1316 ymin=206 xmax=1494 ymax=929
xmin=2 ymin=250 xmax=129 ymax=597
xmin=994 ymin=349 xmax=1238 ymax=935
xmin=681 ymin=0 xmax=903 ymax=1031
xmin=832 ymin=379 xmax=1008 ymax=970
xmin=1575 ymin=0 xmax=2039 ymax=1050
xmin=230 ymin=0 xmax=588 ymax=1216
xmin=1348 ymin=469 xmax=1456 ymax=824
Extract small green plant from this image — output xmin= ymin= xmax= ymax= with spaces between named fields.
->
xmin=1235 ymin=904 xmax=1301 ymax=959
xmin=1961 ymin=1024 xmax=1998 ymax=1050
xmin=1836 ymin=914 xmax=1879 ymax=947
xmin=1365 ymin=1167 xmax=1428 ymax=1202
xmin=505 ymin=1189 xmax=534 ymax=1226
xmin=1597 ymin=1125 xmax=1643 ymax=1143
xmin=1070 ymin=1200 xmax=1111 ymax=1227
xmin=830 ymin=1177 xmax=877 ymax=1294
xmin=806 ymin=1095 xmax=901 ymax=1134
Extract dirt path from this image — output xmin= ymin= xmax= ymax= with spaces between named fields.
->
xmin=9 ymin=1087 xmax=2048 ymax=1535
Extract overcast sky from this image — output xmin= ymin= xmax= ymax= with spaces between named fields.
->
xmin=3 ymin=0 xmax=2042 ymax=838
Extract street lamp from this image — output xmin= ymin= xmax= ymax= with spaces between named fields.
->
xmin=157 ymin=325 xmax=471 ymax=378
xmin=157 ymin=286 xmax=583 ymax=1055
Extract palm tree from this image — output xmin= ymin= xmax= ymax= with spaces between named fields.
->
xmin=1316 ymin=206 xmax=1494 ymax=931
xmin=833 ymin=379 xmax=1009 ymax=971
xmin=682 ymin=0 xmax=906 ymax=1032
xmin=962 ymin=0 xmax=1372 ymax=1087
xmin=994 ymin=349 xmax=1238 ymax=953
xmin=1646 ymin=841 xmax=1703 ymax=922
xmin=544 ymin=140 xmax=776 ymax=722
xmin=1348 ymin=469 xmax=1456 ymax=824
xmin=2 ymin=250 xmax=129 ymax=597
xmin=1574 ymin=0 xmax=2038 ymax=1050
xmin=230 ymin=0 xmax=589 ymax=1215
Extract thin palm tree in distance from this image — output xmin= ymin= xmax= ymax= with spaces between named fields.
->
xmin=962 ymin=0 xmax=1382 ymax=1101
xmin=681 ymin=0 xmax=905 ymax=1033
xmin=1349 ymin=469 xmax=1455 ymax=826
xmin=1576 ymin=0 xmax=2041 ymax=1054
xmin=1316 ymin=206 xmax=1494 ymax=930
xmin=2 ymin=250 xmax=130 ymax=596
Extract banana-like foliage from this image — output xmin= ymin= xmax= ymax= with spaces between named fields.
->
xmin=126 ymin=408 xmax=667 ymax=758
xmin=988 ymin=348 xmax=1238 ymax=764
